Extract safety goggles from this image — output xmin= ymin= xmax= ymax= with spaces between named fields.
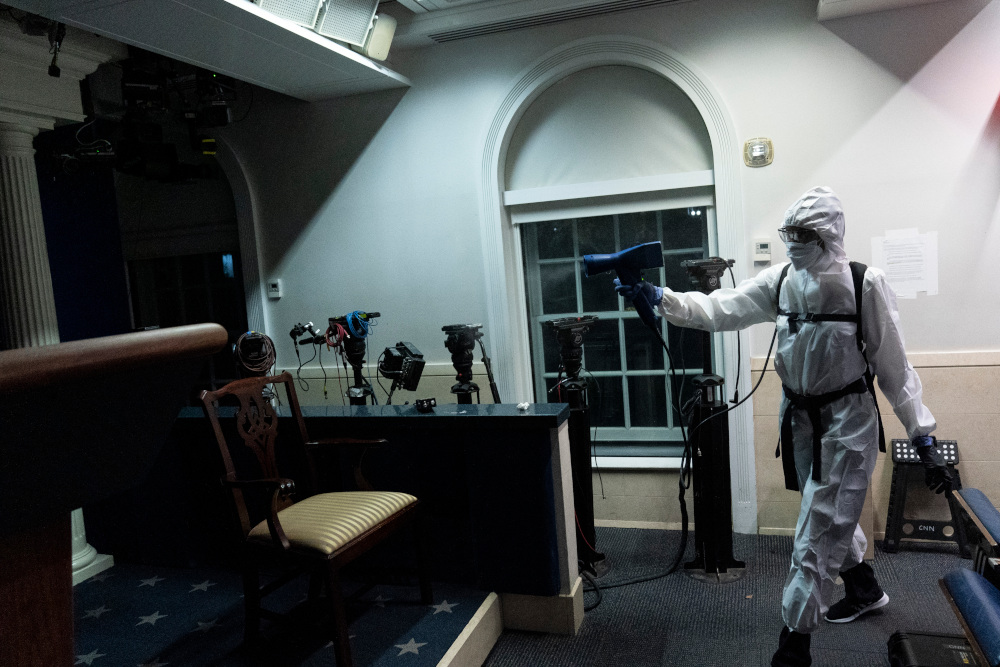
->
xmin=777 ymin=226 xmax=821 ymax=244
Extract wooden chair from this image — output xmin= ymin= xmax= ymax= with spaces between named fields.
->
xmin=200 ymin=371 xmax=432 ymax=667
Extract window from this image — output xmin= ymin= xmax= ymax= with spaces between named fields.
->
xmin=521 ymin=206 xmax=713 ymax=457
xmin=128 ymin=252 xmax=248 ymax=397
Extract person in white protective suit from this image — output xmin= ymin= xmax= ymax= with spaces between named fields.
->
xmin=614 ymin=187 xmax=953 ymax=667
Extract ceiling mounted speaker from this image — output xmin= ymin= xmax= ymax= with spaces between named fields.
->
xmin=354 ymin=14 xmax=396 ymax=61
xmin=254 ymin=0 xmax=324 ymax=28
xmin=315 ymin=0 xmax=380 ymax=46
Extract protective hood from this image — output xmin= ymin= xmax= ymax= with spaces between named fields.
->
xmin=782 ymin=186 xmax=847 ymax=263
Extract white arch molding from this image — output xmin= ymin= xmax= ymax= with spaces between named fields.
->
xmin=477 ymin=36 xmax=758 ymax=533
xmin=212 ymin=135 xmax=268 ymax=335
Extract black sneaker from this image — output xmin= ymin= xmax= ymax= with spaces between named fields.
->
xmin=824 ymin=592 xmax=889 ymax=623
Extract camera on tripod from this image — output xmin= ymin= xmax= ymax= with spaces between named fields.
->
xmin=378 ymin=342 xmax=425 ymax=392
xmin=680 ymin=257 xmax=735 ymax=294
xmin=442 ymin=323 xmax=483 ymax=352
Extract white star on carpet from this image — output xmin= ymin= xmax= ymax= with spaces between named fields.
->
xmin=188 ymin=580 xmax=216 ymax=593
xmin=431 ymin=600 xmax=458 ymax=614
xmin=192 ymin=618 xmax=218 ymax=633
xmin=137 ymin=610 xmax=168 ymax=626
xmin=88 ymin=572 xmax=113 ymax=583
xmin=82 ymin=605 xmax=111 ymax=619
xmin=394 ymin=638 xmax=427 ymax=656
xmin=137 ymin=659 xmax=168 ymax=667
xmin=138 ymin=576 xmax=165 ymax=588
xmin=75 ymin=649 xmax=105 ymax=665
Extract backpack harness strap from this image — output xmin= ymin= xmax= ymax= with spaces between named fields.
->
xmin=773 ymin=261 xmax=886 ymax=492
xmin=780 ymin=378 xmax=869 ymax=491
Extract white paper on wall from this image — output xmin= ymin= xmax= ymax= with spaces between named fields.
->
xmin=870 ymin=229 xmax=939 ymax=299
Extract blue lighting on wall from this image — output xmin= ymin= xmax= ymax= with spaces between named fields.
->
xmin=222 ymin=253 xmax=234 ymax=278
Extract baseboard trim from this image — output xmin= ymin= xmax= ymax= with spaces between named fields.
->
xmin=438 ymin=592 xmax=502 ymax=667
xmin=500 ymin=576 xmax=583 ymax=635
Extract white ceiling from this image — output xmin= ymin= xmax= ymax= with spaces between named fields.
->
xmin=2 ymin=0 xmax=957 ymax=102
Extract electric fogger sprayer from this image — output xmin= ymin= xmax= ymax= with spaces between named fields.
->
xmin=582 ymin=242 xmax=664 ymax=331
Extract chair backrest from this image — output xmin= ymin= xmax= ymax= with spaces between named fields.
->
xmin=200 ymin=371 xmax=314 ymax=537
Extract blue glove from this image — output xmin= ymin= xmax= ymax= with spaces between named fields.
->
xmin=913 ymin=435 xmax=953 ymax=494
xmin=613 ymin=278 xmax=663 ymax=305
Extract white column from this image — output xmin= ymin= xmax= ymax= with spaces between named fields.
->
xmin=1 ymin=16 xmax=127 ymax=585
xmin=0 ymin=120 xmax=115 ymax=584
xmin=0 ymin=123 xmax=59 ymax=349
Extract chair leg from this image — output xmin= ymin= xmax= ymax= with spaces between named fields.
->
xmin=325 ymin=562 xmax=353 ymax=667
xmin=414 ymin=519 xmax=433 ymax=605
xmin=241 ymin=567 xmax=261 ymax=644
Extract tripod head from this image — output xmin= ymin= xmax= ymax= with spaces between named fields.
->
xmin=680 ymin=258 xmax=734 ymax=294
xmin=545 ymin=316 xmax=598 ymax=382
xmin=443 ymin=323 xmax=482 ymax=401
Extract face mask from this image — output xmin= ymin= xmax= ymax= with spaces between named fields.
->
xmin=785 ymin=241 xmax=824 ymax=270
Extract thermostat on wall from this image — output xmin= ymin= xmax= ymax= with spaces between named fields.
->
xmin=267 ymin=279 xmax=283 ymax=299
xmin=754 ymin=240 xmax=771 ymax=263
xmin=743 ymin=138 xmax=774 ymax=167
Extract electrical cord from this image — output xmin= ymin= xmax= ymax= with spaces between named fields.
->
xmin=728 ymin=266 xmax=742 ymax=404
xmin=686 ymin=326 xmax=778 ymax=441
xmin=582 ymin=319 xmax=690 ymax=602
xmin=233 ymin=331 xmax=275 ymax=374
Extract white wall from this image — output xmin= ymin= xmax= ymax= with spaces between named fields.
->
xmin=218 ymin=0 xmax=1000 ymax=384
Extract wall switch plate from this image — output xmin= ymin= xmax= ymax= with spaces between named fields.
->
xmin=754 ymin=240 xmax=771 ymax=263
xmin=267 ymin=278 xmax=283 ymax=299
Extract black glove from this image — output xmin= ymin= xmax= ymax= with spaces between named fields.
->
xmin=913 ymin=435 xmax=953 ymax=494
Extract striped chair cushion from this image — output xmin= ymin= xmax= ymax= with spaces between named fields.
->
xmin=247 ymin=491 xmax=417 ymax=555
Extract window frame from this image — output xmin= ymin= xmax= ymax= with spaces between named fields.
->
xmin=514 ymin=182 xmax=718 ymax=456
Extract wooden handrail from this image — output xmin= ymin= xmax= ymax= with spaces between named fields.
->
xmin=0 ymin=323 xmax=229 ymax=394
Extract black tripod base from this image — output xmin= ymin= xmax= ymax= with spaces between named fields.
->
xmin=581 ymin=553 xmax=611 ymax=579
xmin=683 ymin=557 xmax=746 ymax=584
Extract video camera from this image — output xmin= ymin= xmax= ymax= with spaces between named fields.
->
xmin=378 ymin=342 xmax=425 ymax=392
xmin=680 ymin=257 xmax=735 ymax=294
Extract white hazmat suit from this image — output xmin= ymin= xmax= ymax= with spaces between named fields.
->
xmin=651 ymin=187 xmax=935 ymax=633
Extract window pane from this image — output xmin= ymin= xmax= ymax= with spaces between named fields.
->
xmin=536 ymin=220 xmax=574 ymax=259
xmin=670 ymin=374 xmax=699 ymax=427
xmin=663 ymin=207 xmax=705 ymax=250
xmin=619 ymin=210 xmax=659 ymax=250
xmin=624 ymin=318 xmax=664 ymax=371
xmin=582 ymin=319 xmax=620 ymax=372
xmin=539 ymin=262 xmax=577 ymax=314
xmin=581 ymin=268 xmax=618 ymax=312
xmin=586 ymin=376 xmax=624 ymax=427
xmin=663 ymin=250 xmax=704 ymax=292
xmin=628 ymin=376 xmax=669 ymax=427
xmin=668 ymin=322 xmax=703 ymax=372
xmin=577 ymin=215 xmax=614 ymax=256
xmin=540 ymin=325 xmax=562 ymax=374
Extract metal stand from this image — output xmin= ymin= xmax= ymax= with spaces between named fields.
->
xmin=444 ymin=324 xmax=482 ymax=405
xmin=343 ymin=334 xmax=374 ymax=406
xmin=883 ymin=439 xmax=968 ymax=557
xmin=548 ymin=317 xmax=609 ymax=578
xmin=684 ymin=329 xmax=745 ymax=583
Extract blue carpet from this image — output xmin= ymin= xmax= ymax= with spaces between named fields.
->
xmin=484 ymin=528 xmax=969 ymax=667
xmin=73 ymin=564 xmax=487 ymax=666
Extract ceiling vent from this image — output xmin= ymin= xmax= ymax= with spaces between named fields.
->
xmin=427 ymin=0 xmax=692 ymax=43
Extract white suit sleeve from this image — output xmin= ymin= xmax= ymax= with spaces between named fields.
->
xmin=860 ymin=269 xmax=936 ymax=439
xmin=656 ymin=265 xmax=784 ymax=332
